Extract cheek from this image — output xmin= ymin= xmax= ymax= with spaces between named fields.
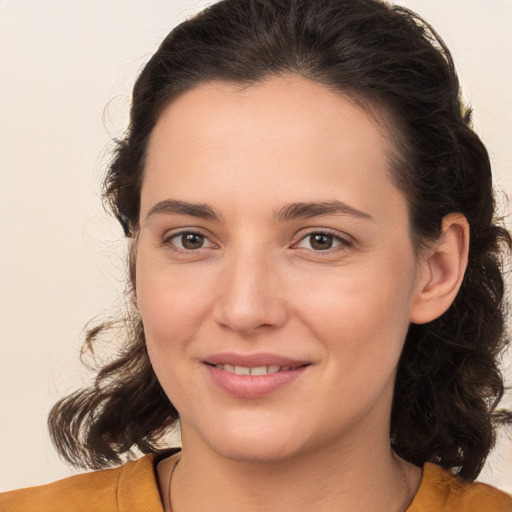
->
xmin=135 ymin=261 xmax=211 ymax=407
xmin=137 ymin=272 xmax=211 ymax=345
xmin=294 ymin=257 xmax=416 ymax=370
xmin=135 ymin=246 xmax=222 ymax=371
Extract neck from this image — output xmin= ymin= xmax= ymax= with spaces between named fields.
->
xmin=166 ymin=427 xmax=421 ymax=512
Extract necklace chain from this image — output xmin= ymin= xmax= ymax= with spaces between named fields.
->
xmin=167 ymin=459 xmax=179 ymax=512
xmin=166 ymin=456 xmax=412 ymax=512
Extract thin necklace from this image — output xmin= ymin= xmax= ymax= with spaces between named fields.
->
xmin=167 ymin=459 xmax=179 ymax=512
xmin=166 ymin=456 xmax=413 ymax=512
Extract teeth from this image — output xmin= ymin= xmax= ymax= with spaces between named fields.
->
xmin=250 ymin=366 xmax=268 ymax=375
xmin=235 ymin=365 xmax=251 ymax=375
xmin=215 ymin=364 xmax=294 ymax=375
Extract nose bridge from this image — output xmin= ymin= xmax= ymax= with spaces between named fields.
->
xmin=213 ymin=242 xmax=288 ymax=334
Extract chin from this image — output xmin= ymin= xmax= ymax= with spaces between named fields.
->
xmin=210 ymin=437 xmax=302 ymax=464
xmin=193 ymin=418 xmax=314 ymax=464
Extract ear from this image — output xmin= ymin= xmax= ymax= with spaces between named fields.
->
xmin=409 ymin=213 xmax=469 ymax=324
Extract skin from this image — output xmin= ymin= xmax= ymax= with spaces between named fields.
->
xmin=135 ymin=75 xmax=468 ymax=511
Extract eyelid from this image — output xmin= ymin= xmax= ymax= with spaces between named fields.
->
xmin=160 ymin=227 xmax=354 ymax=254
xmin=292 ymin=228 xmax=354 ymax=252
xmin=162 ymin=228 xmax=219 ymax=252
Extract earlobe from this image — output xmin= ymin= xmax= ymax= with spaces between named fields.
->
xmin=409 ymin=213 xmax=470 ymax=324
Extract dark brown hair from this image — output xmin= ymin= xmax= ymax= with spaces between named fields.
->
xmin=49 ymin=0 xmax=511 ymax=480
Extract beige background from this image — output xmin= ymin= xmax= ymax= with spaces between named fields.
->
xmin=1 ymin=0 xmax=511 ymax=493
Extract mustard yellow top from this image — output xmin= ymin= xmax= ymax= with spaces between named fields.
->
xmin=1 ymin=452 xmax=511 ymax=511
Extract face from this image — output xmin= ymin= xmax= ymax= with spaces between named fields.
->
xmin=136 ymin=75 xmax=423 ymax=463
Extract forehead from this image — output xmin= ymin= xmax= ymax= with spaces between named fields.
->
xmin=142 ymin=74 xmax=406 ymax=225
xmin=147 ymin=75 xmax=392 ymax=160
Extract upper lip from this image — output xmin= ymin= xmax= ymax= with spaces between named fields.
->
xmin=203 ymin=352 xmax=309 ymax=368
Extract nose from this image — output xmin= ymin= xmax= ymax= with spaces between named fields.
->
xmin=212 ymin=248 xmax=289 ymax=335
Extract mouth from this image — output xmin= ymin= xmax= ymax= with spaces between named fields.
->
xmin=203 ymin=352 xmax=310 ymax=374
xmin=203 ymin=353 xmax=310 ymax=398
xmin=208 ymin=363 xmax=299 ymax=375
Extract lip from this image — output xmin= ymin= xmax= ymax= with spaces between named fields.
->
xmin=203 ymin=352 xmax=310 ymax=399
xmin=203 ymin=352 xmax=308 ymax=368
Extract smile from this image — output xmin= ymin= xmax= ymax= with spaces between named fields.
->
xmin=204 ymin=356 xmax=310 ymax=398
xmin=213 ymin=364 xmax=294 ymax=375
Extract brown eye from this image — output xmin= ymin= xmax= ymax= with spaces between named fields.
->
xmin=179 ymin=233 xmax=206 ymax=250
xmin=164 ymin=231 xmax=213 ymax=252
xmin=309 ymin=233 xmax=334 ymax=250
xmin=294 ymin=231 xmax=350 ymax=252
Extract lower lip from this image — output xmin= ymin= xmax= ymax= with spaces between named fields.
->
xmin=205 ymin=364 xmax=308 ymax=399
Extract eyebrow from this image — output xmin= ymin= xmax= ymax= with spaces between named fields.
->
xmin=274 ymin=200 xmax=374 ymax=223
xmin=146 ymin=199 xmax=222 ymax=220
xmin=145 ymin=198 xmax=374 ymax=223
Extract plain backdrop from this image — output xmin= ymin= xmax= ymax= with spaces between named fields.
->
xmin=1 ymin=0 xmax=511 ymax=493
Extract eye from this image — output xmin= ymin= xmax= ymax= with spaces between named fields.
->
xmin=294 ymin=231 xmax=351 ymax=251
xmin=163 ymin=231 xmax=217 ymax=252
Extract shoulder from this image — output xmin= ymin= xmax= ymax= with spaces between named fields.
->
xmin=408 ymin=462 xmax=512 ymax=512
xmin=0 ymin=455 xmax=164 ymax=512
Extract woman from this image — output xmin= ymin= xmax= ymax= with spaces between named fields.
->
xmin=1 ymin=0 xmax=511 ymax=510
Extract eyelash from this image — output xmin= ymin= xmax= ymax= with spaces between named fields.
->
xmin=293 ymin=230 xmax=353 ymax=253
xmin=162 ymin=230 xmax=219 ymax=254
xmin=162 ymin=229 xmax=353 ymax=255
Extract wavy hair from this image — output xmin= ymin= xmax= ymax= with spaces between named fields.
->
xmin=48 ymin=0 xmax=511 ymax=480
